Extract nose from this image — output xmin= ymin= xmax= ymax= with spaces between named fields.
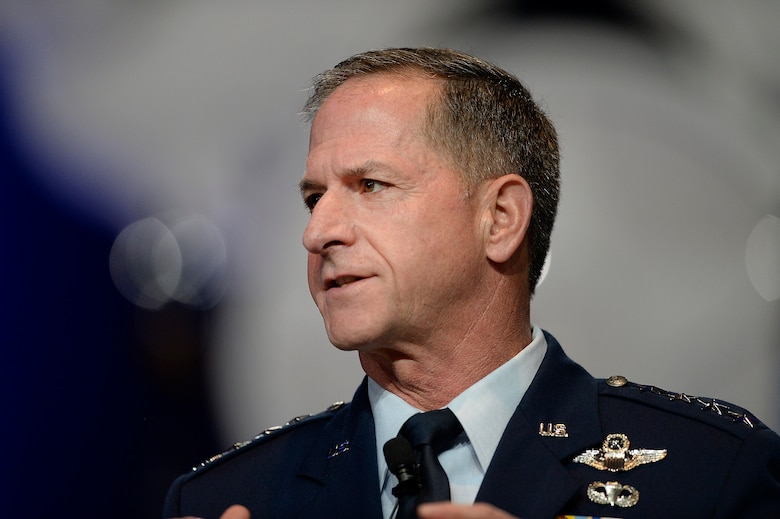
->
xmin=302 ymin=191 xmax=356 ymax=254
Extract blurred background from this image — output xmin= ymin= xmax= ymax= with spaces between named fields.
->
xmin=1 ymin=1 xmax=778 ymax=517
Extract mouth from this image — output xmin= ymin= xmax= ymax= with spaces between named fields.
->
xmin=326 ymin=275 xmax=365 ymax=290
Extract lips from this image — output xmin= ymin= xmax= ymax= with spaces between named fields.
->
xmin=326 ymin=275 xmax=365 ymax=290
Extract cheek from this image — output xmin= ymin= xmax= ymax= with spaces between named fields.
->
xmin=420 ymin=205 xmax=480 ymax=252
xmin=394 ymin=217 xmax=479 ymax=278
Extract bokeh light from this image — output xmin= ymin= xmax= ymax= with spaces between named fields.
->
xmin=746 ymin=214 xmax=780 ymax=302
xmin=110 ymin=214 xmax=227 ymax=309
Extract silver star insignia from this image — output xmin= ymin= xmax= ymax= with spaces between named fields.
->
xmin=573 ymin=433 xmax=667 ymax=472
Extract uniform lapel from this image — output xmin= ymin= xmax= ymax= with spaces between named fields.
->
xmin=476 ymin=332 xmax=603 ymax=518
xmin=293 ymin=379 xmax=383 ymax=519
xmin=290 ymin=334 xmax=600 ymax=518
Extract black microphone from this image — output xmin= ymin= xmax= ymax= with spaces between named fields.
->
xmin=383 ymin=436 xmax=420 ymax=497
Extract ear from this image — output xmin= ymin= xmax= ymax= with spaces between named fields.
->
xmin=482 ymin=174 xmax=533 ymax=264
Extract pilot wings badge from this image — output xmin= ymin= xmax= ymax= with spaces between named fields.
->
xmin=573 ymin=433 xmax=667 ymax=472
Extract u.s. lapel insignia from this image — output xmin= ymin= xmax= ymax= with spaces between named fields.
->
xmin=573 ymin=433 xmax=666 ymax=472
xmin=327 ymin=440 xmax=351 ymax=459
xmin=587 ymin=480 xmax=639 ymax=508
xmin=539 ymin=422 xmax=569 ymax=438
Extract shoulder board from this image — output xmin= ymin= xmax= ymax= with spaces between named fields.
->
xmin=192 ymin=400 xmax=348 ymax=472
xmin=598 ymin=375 xmax=760 ymax=435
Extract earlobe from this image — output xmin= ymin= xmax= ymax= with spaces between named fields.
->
xmin=484 ymin=175 xmax=533 ymax=264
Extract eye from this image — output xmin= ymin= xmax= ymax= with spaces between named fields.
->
xmin=360 ymin=178 xmax=387 ymax=193
xmin=303 ymin=193 xmax=322 ymax=212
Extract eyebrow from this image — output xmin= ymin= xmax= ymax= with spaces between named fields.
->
xmin=298 ymin=178 xmax=322 ymax=197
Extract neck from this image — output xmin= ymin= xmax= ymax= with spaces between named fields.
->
xmin=359 ymin=306 xmax=532 ymax=411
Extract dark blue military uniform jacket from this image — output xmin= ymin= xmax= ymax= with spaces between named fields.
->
xmin=164 ymin=332 xmax=780 ymax=518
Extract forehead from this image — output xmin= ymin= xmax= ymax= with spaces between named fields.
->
xmin=303 ymin=75 xmax=449 ymax=183
xmin=309 ymin=73 xmax=439 ymax=144
xmin=325 ymin=71 xmax=441 ymax=108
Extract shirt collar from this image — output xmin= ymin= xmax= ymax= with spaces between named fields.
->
xmin=369 ymin=326 xmax=547 ymax=476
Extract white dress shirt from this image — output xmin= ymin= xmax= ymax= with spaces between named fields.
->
xmin=368 ymin=326 xmax=548 ymax=519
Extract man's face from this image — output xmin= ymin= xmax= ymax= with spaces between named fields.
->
xmin=301 ymin=74 xmax=489 ymax=354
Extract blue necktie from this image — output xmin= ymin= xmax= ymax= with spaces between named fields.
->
xmin=396 ymin=408 xmax=464 ymax=518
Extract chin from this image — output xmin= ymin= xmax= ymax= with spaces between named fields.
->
xmin=322 ymin=312 xmax=386 ymax=351
xmin=328 ymin=339 xmax=363 ymax=352
xmin=324 ymin=327 xmax=369 ymax=352
xmin=325 ymin=328 xmax=388 ymax=354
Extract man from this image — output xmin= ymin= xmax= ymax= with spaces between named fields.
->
xmin=164 ymin=47 xmax=780 ymax=519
